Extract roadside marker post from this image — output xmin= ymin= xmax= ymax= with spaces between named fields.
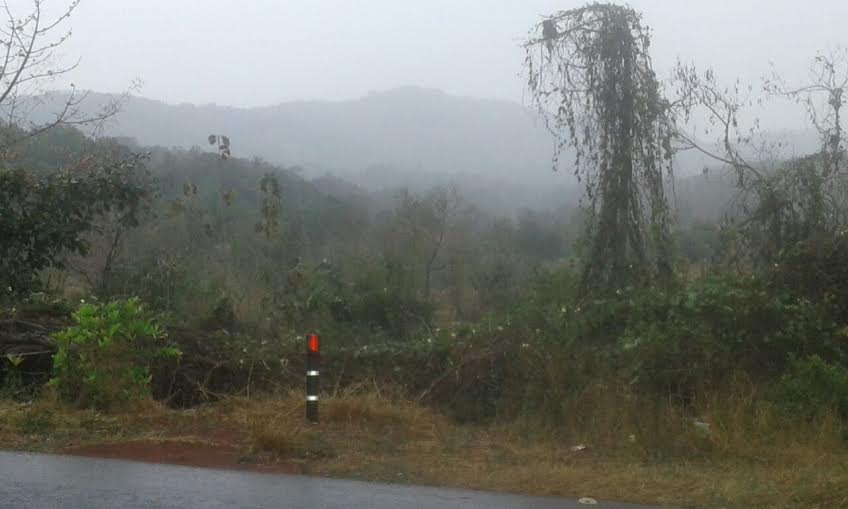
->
xmin=306 ymin=333 xmax=320 ymax=423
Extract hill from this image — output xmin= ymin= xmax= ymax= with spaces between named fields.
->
xmin=26 ymin=88 xmax=822 ymax=216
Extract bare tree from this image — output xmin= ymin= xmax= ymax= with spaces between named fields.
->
xmin=673 ymin=51 xmax=848 ymax=265
xmin=389 ymin=186 xmax=462 ymax=303
xmin=765 ymin=49 xmax=847 ymax=180
xmin=0 ymin=0 xmax=131 ymax=157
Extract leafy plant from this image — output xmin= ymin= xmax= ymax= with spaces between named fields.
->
xmin=772 ymin=355 xmax=848 ymax=420
xmin=615 ymin=276 xmax=845 ymax=396
xmin=208 ymin=134 xmax=232 ymax=159
xmin=50 ymin=298 xmax=180 ymax=410
xmin=0 ymin=154 xmax=155 ymax=294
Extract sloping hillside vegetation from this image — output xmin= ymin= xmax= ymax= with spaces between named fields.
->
xmin=3 ymin=2 xmax=848 ymax=506
xmin=1 ymin=123 xmax=847 ymax=508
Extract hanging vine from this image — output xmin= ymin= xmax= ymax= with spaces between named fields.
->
xmin=524 ymin=3 xmax=675 ymax=294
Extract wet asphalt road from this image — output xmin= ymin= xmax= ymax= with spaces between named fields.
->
xmin=0 ymin=451 xmax=658 ymax=508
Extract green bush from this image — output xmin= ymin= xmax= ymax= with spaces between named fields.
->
xmin=616 ymin=276 xmax=845 ymax=398
xmin=770 ymin=233 xmax=848 ymax=317
xmin=0 ymin=155 xmax=154 ymax=295
xmin=50 ymin=298 xmax=180 ymax=410
xmin=772 ymin=355 xmax=848 ymax=420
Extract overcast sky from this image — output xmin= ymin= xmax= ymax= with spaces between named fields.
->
xmin=23 ymin=0 xmax=848 ymax=129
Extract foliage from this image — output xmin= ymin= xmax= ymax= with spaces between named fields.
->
xmin=674 ymin=51 xmax=848 ymax=267
xmin=772 ymin=355 xmax=848 ymax=420
xmin=207 ymin=134 xmax=232 ymax=159
xmin=257 ymin=172 xmax=282 ymax=238
xmin=0 ymin=154 xmax=155 ymax=295
xmin=343 ymin=261 xmax=433 ymax=336
xmin=524 ymin=3 xmax=675 ymax=294
xmin=726 ymin=154 xmax=839 ymax=264
xmin=674 ymin=220 xmax=721 ymax=264
xmin=50 ymin=298 xmax=179 ymax=410
xmin=769 ymin=231 xmax=848 ymax=317
xmin=615 ymin=276 xmax=845 ymax=398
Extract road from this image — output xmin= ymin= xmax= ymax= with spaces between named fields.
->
xmin=0 ymin=451 xmax=658 ymax=508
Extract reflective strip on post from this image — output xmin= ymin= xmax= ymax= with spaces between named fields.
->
xmin=306 ymin=333 xmax=320 ymax=423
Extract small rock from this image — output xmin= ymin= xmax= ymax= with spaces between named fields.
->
xmin=693 ymin=420 xmax=710 ymax=434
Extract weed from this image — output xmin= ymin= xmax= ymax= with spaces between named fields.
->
xmin=16 ymin=407 xmax=53 ymax=435
xmin=50 ymin=298 xmax=180 ymax=411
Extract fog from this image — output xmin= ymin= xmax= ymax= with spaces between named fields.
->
xmin=7 ymin=0 xmax=847 ymax=214
xmin=25 ymin=0 xmax=842 ymax=130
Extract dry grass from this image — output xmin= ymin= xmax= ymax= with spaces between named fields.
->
xmin=0 ymin=392 xmax=244 ymax=455
xmin=225 ymin=385 xmax=848 ymax=508
xmin=2 ymin=386 xmax=848 ymax=508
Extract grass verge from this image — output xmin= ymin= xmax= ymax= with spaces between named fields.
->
xmin=1 ymin=387 xmax=847 ymax=508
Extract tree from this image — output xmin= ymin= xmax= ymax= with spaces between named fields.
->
xmin=407 ymin=187 xmax=461 ymax=303
xmin=208 ymin=134 xmax=231 ymax=160
xmin=0 ymin=1 xmax=146 ymax=299
xmin=62 ymin=146 xmax=157 ymax=299
xmin=674 ymin=50 xmax=848 ymax=265
xmin=524 ymin=3 xmax=675 ymax=295
xmin=0 ymin=0 xmax=129 ymax=156
xmin=379 ymin=186 xmax=463 ymax=303
xmin=765 ymin=49 xmax=847 ymax=180
xmin=0 ymin=153 xmax=155 ymax=294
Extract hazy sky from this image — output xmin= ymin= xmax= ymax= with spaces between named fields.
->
xmin=23 ymin=0 xmax=848 ymax=128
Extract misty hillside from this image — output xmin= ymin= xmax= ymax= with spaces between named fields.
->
xmin=29 ymin=87 xmax=821 ymax=217
xmin=42 ymin=87 xmax=553 ymax=178
xmin=52 ymin=87 xmax=818 ymax=181
xmin=26 ymin=87 xmax=598 ymax=212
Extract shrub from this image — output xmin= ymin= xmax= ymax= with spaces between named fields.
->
xmin=347 ymin=290 xmax=432 ymax=337
xmin=50 ymin=298 xmax=180 ymax=410
xmin=770 ymin=233 xmax=848 ymax=317
xmin=617 ymin=276 xmax=845 ymax=398
xmin=0 ymin=155 xmax=154 ymax=295
xmin=772 ymin=355 xmax=848 ymax=420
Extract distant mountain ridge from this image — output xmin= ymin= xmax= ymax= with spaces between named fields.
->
xmin=25 ymin=87 xmax=823 ymax=215
xmin=37 ymin=87 xmax=556 ymax=181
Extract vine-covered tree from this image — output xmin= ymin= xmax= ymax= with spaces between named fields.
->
xmin=524 ymin=3 xmax=675 ymax=295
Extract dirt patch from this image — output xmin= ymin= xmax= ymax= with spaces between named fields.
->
xmin=63 ymin=439 xmax=303 ymax=475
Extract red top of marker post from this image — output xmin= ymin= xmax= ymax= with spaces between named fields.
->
xmin=307 ymin=333 xmax=320 ymax=355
